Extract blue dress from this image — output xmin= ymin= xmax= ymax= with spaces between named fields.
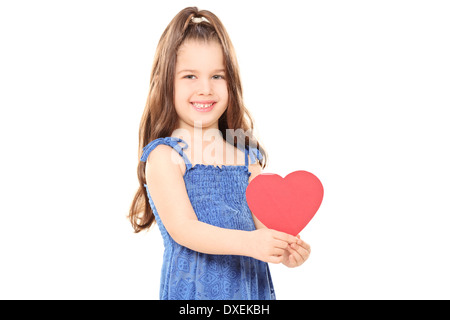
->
xmin=140 ymin=136 xmax=276 ymax=300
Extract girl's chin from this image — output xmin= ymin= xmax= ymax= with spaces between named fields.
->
xmin=183 ymin=116 xmax=221 ymax=129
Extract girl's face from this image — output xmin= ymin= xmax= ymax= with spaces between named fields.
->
xmin=174 ymin=39 xmax=228 ymax=131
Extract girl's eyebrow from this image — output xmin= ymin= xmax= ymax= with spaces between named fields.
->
xmin=177 ymin=69 xmax=197 ymax=75
xmin=177 ymin=69 xmax=226 ymax=75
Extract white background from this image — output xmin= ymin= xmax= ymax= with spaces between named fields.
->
xmin=1 ymin=0 xmax=449 ymax=299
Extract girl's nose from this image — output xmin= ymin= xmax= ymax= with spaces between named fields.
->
xmin=197 ymin=79 xmax=213 ymax=95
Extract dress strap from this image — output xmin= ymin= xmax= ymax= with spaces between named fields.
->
xmin=244 ymin=145 xmax=263 ymax=167
xmin=140 ymin=137 xmax=192 ymax=170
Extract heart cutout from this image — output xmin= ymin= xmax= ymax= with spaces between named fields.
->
xmin=246 ymin=170 xmax=324 ymax=236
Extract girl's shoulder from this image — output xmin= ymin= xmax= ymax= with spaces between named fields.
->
xmin=144 ymin=143 xmax=185 ymax=176
xmin=224 ymin=141 xmax=263 ymax=167
xmin=224 ymin=142 xmax=262 ymax=180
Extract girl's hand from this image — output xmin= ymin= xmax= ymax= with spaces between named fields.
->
xmin=281 ymin=235 xmax=311 ymax=268
xmin=247 ymin=228 xmax=298 ymax=264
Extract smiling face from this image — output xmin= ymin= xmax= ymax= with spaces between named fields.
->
xmin=174 ymin=39 xmax=228 ymax=132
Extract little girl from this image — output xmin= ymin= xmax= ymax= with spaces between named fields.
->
xmin=129 ymin=7 xmax=311 ymax=300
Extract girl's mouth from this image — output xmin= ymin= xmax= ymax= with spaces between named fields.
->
xmin=191 ymin=101 xmax=216 ymax=112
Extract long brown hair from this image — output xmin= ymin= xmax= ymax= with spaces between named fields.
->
xmin=128 ymin=7 xmax=268 ymax=233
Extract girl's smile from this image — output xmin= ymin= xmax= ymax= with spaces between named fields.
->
xmin=190 ymin=100 xmax=216 ymax=112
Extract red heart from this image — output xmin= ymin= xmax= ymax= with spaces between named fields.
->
xmin=246 ymin=170 xmax=324 ymax=236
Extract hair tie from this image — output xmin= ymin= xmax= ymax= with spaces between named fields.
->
xmin=191 ymin=16 xmax=209 ymax=23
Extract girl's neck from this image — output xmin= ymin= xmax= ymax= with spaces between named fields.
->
xmin=171 ymin=120 xmax=222 ymax=148
xmin=171 ymin=122 xmax=241 ymax=166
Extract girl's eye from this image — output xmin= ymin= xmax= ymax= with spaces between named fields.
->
xmin=183 ymin=75 xmax=225 ymax=80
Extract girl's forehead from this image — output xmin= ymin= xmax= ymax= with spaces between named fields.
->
xmin=176 ymin=40 xmax=224 ymax=69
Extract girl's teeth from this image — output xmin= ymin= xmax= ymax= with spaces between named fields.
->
xmin=193 ymin=103 xmax=214 ymax=108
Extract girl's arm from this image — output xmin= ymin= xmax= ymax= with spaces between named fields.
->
xmin=146 ymin=145 xmax=297 ymax=263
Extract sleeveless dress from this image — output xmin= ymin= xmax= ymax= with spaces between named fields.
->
xmin=140 ymin=136 xmax=276 ymax=300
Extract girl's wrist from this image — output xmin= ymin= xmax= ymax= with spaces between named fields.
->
xmin=240 ymin=230 xmax=256 ymax=259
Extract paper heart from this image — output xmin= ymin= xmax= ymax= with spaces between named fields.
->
xmin=246 ymin=170 xmax=324 ymax=236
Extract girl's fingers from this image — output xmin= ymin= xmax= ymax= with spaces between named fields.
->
xmin=289 ymin=254 xmax=295 ymax=265
xmin=272 ymin=247 xmax=284 ymax=256
xmin=290 ymin=242 xmax=311 ymax=262
xmin=273 ymin=239 xmax=290 ymax=249
xmin=298 ymin=240 xmax=311 ymax=253
xmin=294 ymin=244 xmax=310 ymax=262
xmin=287 ymin=246 xmax=303 ymax=265
xmin=269 ymin=255 xmax=283 ymax=264
xmin=295 ymin=235 xmax=311 ymax=253
xmin=272 ymin=230 xmax=297 ymax=244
